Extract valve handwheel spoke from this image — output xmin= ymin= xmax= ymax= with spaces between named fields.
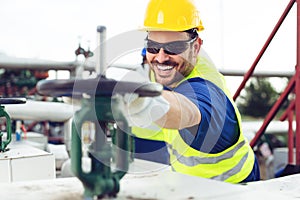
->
xmin=36 ymin=75 xmax=162 ymax=98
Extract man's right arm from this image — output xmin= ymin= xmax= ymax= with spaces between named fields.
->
xmin=155 ymin=90 xmax=201 ymax=132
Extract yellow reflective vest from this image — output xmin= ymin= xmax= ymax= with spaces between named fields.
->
xmin=132 ymin=55 xmax=255 ymax=183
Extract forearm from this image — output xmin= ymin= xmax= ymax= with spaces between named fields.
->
xmin=155 ymin=90 xmax=201 ymax=131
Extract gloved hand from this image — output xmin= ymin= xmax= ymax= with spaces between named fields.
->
xmin=122 ymin=93 xmax=170 ymax=127
xmin=106 ymin=66 xmax=169 ymax=127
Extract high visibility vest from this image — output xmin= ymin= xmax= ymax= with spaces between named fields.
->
xmin=132 ymin=55 xmax=255 ymax=183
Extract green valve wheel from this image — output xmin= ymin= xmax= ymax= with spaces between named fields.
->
xmin=37 ymin=75 xmax=162 ymax=199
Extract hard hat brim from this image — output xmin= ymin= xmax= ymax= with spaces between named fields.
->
xmin=139 ymin=25 xmax=204 ymax=32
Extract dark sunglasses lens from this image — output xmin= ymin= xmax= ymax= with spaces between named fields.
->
xmin=164 ymin=41 xmax=188 ymax=55
xmin=146 ymin=47 xmax=160 ymax=54
xmin=146 ymin=47 xmax=178 ymax=55
xmin=145 ymin=39 xmax=191 ymax=55
xmin=145 ymin=40 xmax=159 ymax=54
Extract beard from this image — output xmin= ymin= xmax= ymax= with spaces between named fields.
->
xmin=150 ymin=55 xmax=195 ymax=88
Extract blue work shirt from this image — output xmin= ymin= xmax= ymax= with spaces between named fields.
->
xmin=134 ymin=77 xmax=260 ymax=182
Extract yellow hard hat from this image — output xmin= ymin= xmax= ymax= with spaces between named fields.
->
xmin=142 ymin=0 xmax=204 ymax=32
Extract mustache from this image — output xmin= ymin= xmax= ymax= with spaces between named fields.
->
xmin=151 ymin=60 xmax=178 ymax=67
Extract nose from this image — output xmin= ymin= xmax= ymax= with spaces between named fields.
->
xmin=155 ymin=48 xmax=170 ymax=63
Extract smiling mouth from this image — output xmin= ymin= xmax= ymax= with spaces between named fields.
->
xmin=157 ymin=65 xmax=175 ymax=71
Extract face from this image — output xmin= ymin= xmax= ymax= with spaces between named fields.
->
xmin=146 ymin=31 xmax=201 ymax=88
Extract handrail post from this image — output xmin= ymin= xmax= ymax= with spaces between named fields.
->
xmin=295 ymin=0 xmax=300 ymax=165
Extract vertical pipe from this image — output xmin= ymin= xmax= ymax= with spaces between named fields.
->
xmin=295 ymin=0 xmax=300 ymax=165
xmin=96 ymin=26 xmax=107 ymax=75
xmin=64 ymin=118 xmax=73 ymax=154
xmin=288 ymin=111 xmax=295 ymax=164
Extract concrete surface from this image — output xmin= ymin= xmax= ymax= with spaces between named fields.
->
xmin=0 ymin=159 xmax=299 ymax=200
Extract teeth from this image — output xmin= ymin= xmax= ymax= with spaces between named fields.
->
xmin=157 ymin=65 xmax=174 ymax=71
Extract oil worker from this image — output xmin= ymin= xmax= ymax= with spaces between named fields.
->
xmin=117 ymin=0 xmax=260 ymax=183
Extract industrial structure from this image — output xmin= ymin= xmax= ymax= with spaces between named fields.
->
xmin=1 ymin=0 xmax=300 ymax=199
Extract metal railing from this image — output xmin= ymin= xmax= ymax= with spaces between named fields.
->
xmin=233 ymin=0 xmax=300 ymax=167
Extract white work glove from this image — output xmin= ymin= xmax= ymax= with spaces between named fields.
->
xmin=122 ymin=93 xmax=170 ymax=128
xmin=106 ymin=66 xmax=169 ymax=127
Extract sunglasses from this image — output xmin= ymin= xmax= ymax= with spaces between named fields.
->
xmin=145 ymin=36 xmax=197 ymax=55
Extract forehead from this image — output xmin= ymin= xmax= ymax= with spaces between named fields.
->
xmin=147 ymin=31 xmax=189 ymax=42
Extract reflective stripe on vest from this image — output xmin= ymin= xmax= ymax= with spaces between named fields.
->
xmin=133 ymin=55 xmax=255 ymax=183
xmin=168 ymin=140 xmax=246 ymax=165
xmin=210 ymin=152 xmax=249 ymax=181
xmin=167 ymin=140 xmax=252 ymax=182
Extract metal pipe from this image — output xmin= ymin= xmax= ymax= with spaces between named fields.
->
xmin=288 ymin=111 xmax=295 ymax=164
xmin=279 ymin=100 xmax=296 ymax=165
xmin=233 ymin=0 xmax=296 ymax=101
xmin=279 ymin=100 xmax=295 ymax=164
xmin=295 ymin=0 xmax=300 ymax=165
xmin=64 ymin=118 xmax=73 ymax=154
xmin=96 ymin=26 xmax=107 ymax=75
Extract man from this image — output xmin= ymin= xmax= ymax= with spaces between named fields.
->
xmin=123 ymin=0 xmax=260 ymax=183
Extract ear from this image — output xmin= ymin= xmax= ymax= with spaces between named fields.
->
xmin=193 ymin=37 xmax=202 ymax=55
